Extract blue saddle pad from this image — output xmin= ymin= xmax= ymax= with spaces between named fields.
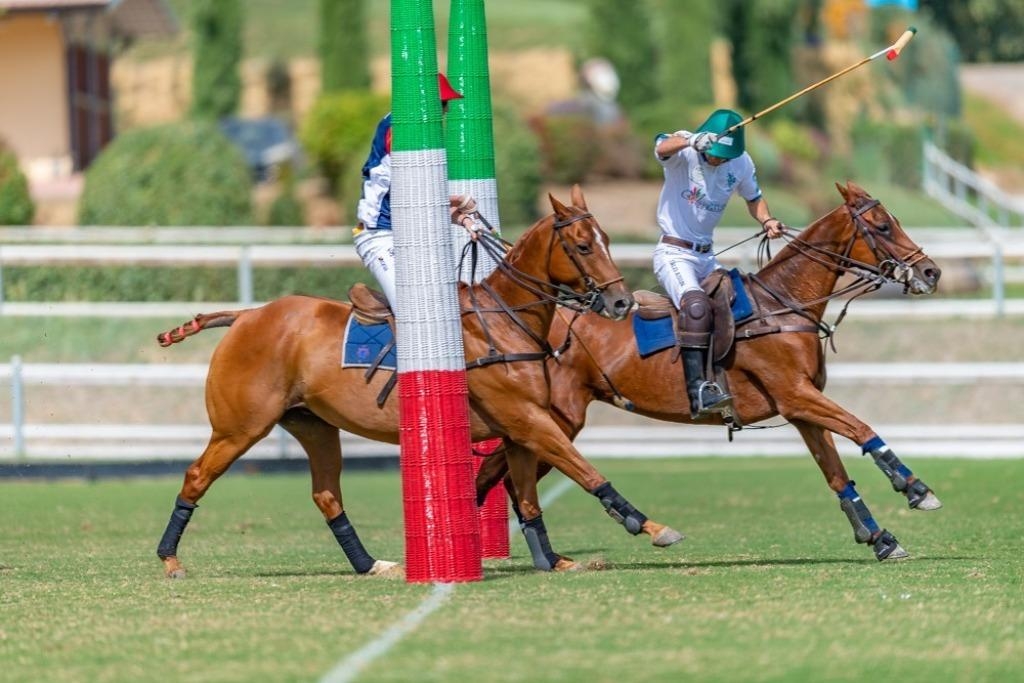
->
xmin=729 ymin=268 xmax=754 ymax=321
xmin=342 ymin=317 xmax=397 ymax=371
xmin=632 ymin=314 xmax=676 ymax=358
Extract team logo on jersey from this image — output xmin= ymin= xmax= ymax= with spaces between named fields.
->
xmin=726 ymin=171 xmax=737 ymax=187
xmin=685 ymin=187 xmax=703 ymax=204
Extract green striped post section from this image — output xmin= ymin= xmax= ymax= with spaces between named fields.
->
xmin=391 ymin=0 xmax=482 ymax=583
xmin=446 ymin=0 xmax=509 ymax=559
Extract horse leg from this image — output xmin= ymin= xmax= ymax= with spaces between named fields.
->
xmin=502 ymin=442 xmax=579 ymax=572
xmin=773 ymin=380 xmax=941 ymax=509
xmin=791 ymin=420 xmax=907 ymax=561
xmin=157 ymin=428 xmax=270 ymax=578
xmin=278 ymin=408 xmax=401 ymax=578
xmin=861 ymin=436 xmax=942 ymax=510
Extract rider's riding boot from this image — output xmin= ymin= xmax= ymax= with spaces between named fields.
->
xmin=682 ymin=347 xmax=732 ymax=419
xmin=678 ymin=290 xmax=732 ymax=419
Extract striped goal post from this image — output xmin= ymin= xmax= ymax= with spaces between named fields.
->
xmin=446 ymin=0 xmax=510 ymax=559
xmin=391 ymin=0 xmax=482 ymax=582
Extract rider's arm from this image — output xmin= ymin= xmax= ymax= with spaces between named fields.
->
xmin=746 ymin=196 xmax=786 ymax=239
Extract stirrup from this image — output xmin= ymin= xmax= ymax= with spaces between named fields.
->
xmin=694 ymin=381 xmax=733 ymax=418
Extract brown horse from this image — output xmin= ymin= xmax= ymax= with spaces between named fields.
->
xmin=153 ymin=186 xmax=683 ymax=578
xmin=479 ymin=181 xmax=943 ymax=562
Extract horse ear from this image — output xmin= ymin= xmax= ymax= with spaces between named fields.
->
xmin=836 ymin=181 xmax=850 ymax=203
xmin=549 ymin=193 xmax=570 ymax=217
xmin=570 ymin=183 xmax=588 ymax=210
xmin=846 ymin=179 xmax=867 ymax=197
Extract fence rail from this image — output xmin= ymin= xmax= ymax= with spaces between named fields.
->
xmin=3 ymin=230 xmax=1024 ymax=315
xmin=923 ymin=140 xmax=1024 ymax=234
xmin=3 ymin=361 xmax=1023 ymax=460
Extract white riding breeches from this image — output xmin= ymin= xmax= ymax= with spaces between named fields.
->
xmin=354 ymin=229 xmax=397 ymax=305
xmin=652 ymin=241 xmax=721 ymax=307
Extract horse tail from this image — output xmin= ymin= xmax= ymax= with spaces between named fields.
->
xmin=156 ymin=310 xmax=244 ymax=347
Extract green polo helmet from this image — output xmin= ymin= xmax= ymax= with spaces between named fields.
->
xmin=697 ymin=109 xmax=744 ymax=160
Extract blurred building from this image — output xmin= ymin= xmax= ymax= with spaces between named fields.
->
xmin=0 ymin=0 xmax=176 ymax=187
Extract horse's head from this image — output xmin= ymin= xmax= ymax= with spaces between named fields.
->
xmin=545 ymin=185 xmax=634 ymax=319
xmin=836 ymin=181 xmax=941 ymax=295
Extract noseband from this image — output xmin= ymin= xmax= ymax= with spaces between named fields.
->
xmin=550 ymin=211 xmax=624 ymax=314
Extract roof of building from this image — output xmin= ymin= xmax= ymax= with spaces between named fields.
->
xmin=0 ymin=0 xmax=177 ymax=38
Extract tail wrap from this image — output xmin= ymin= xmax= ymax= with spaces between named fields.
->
xmin=156 ymin=311 xmax=240 ymax=347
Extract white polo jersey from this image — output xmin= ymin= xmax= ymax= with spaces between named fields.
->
xmin=654 ymin=138 xmax=762 ymax=246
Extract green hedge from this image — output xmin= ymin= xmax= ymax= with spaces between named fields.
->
xmin=0 ymin=147 xmax=34 ymax=225
xmin=78 ymin=121 xmax=253 ymax=226
xmin=0 ymin=264 xmax=665 ymax=303
xmin=0 ymin=265 xmax=376 ymax=302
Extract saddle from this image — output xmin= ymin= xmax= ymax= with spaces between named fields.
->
xmin=346 ymin=283 xmax=398 ymax=407
xmin=349 ymin=282 xmax=392 ymax=324
xmin=634 ymin=270 xmax=740 ymax=364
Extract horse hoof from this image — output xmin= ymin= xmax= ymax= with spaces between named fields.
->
xmin=880 ymin=544 xmax=909 ymax=561
xmin=553 ymin=556 xmax=583 ymax=572
xmin=651 ymin=526 xmax=685 ymax=547
xmin=367 ymin=560 xmax=404 ymax=578
xmin=913 ymin=492 xmax=943 ymax=511
xmin=162 ymin=557 xmax=186 ymax=579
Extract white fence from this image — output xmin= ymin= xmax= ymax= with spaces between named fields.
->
xmin=3 ymin=360 xmax=1023 ymax=461
xmin=2 ymin=228 xmax=1024 ymax=316
xmin=923 ymin=141 xmax=1024 ymax=233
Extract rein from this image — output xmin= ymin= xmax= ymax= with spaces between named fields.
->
xmin=741 ymin=199 xmax=926 ymax=340
xmin=458 ymin=210 xmax=615 ymax=370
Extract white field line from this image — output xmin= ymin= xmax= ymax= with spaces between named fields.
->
xmin=319 ymin=476 xmax=574 ymax=683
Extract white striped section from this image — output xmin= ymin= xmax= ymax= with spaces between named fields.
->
xmin=449 ymin=178 xmax=500 ymax=283
xmin=390 ymin=149 xmax=465 ymax=373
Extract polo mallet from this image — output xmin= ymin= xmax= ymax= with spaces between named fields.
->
xmin=722 ymin=27 xmax=917 ymax=137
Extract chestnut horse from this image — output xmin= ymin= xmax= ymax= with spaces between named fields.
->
xmin=153 ymin=186 xmax=681 ymax=578
xmin=479 ymin=181 xmax=943 ymax=562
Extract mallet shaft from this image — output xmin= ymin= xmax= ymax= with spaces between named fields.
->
xmin=723 ymin=27 xmax=917 ymax=136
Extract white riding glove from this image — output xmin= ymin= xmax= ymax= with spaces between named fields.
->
xmin=688 ymin=131 xmax=718 ymax=153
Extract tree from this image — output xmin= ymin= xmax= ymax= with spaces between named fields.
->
xmin=319 ymin=0 xmax=371 ymax=93
xmin=190 ymin=0 xmax=243 ymax=120
xmin=723 ymin=0 xmax=800 ymax=115
xmin=584 ymin=0 xmax=658 ymax=113
xmin=919 ymin=0 xmax=1024 ymax=63
xmin=648 ymin=0 xmax=715 ymax=113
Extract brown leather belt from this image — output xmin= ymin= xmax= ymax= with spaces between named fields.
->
xmin=660 ymin=234 xmax=713 ymax=253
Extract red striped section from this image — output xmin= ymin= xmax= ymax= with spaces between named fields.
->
xmin=473 ymin=438 xmax=510 ymax=558
xmin=399 ymin=369 xmax=482 ymax=582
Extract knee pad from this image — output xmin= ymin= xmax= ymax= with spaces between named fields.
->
xmin=678 ymin=290 xmax=712 ymax=347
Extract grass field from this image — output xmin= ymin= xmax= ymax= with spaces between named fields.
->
xmin=2 ymin=457 xmax=1022 ymax=683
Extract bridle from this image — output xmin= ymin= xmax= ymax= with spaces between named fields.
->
xmin=463 ymin=210 xmax=624 ymax=315
xmin=746 ymin=196 xmax=930 ymax=341
xmin=459 ymin=208 xmax=625 ymax=370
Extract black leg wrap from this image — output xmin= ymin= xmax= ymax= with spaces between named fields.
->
xmin=157 ymin=496 xmax=197 ymax=560
xmin=838 ymin=497 xmax=875 ymax=544
xmin=592 ymin=482 xmax=648 ymax=535
xmin=521 ymin=516 xmax=560 ymax=571
xmin=328 ymin=512 xmax=376 ymax=574
xmin=869 ymin=529 xmax=902 ymax=561
xmin=868 ymin=448 xmax=909 ymax=492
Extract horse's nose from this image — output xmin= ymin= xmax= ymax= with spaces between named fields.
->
xmin=610 ymin=295 xmax=633 ymax=320
xmin=925 ymin=265 xmax=942 ymax=288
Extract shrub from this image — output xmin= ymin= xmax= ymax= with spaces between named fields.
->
xmin=0 ymin=147 xmax=35 ymax=225
xmin=299 ymin=90 xmax=390 ymax=219
xmin=492 ymin=103 xmax=542 ymax=230
xmin=529 ymin=112 xmax=600 ymax=185
xmin=78 ymin=121 xmax=253 ymax=226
